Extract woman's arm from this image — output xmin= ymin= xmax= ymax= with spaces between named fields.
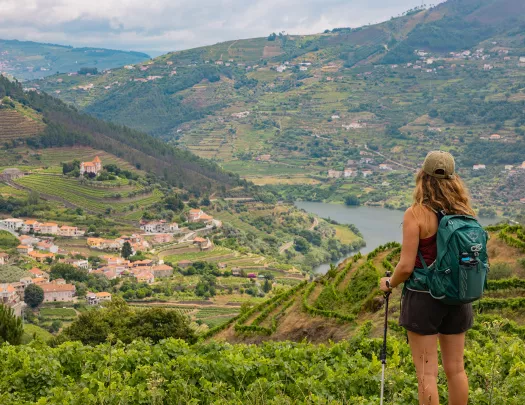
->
xmin=380 ymin=207 xmax=420 ymax=291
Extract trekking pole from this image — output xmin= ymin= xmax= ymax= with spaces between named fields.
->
xmin=380 ymin=271 xmax=392 ymax=405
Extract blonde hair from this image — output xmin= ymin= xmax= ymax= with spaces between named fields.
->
xmin=412 ymin=169 xmax=476 ymax=216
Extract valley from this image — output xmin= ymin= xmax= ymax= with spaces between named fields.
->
xmin=29 ymin=2 xmax=525 ymax=218
xmin=1 ymin=0 xmax=525 ymax=403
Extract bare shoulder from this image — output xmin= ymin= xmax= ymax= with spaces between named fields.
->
xmin=403 ymin=206 xmax=417 ymax=221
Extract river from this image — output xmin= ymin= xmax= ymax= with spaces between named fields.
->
xmin=295 ymin=202 xmax=500 ymax=274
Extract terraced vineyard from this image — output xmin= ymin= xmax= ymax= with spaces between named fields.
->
xmin=208 ymin=226 xmax=525 ymax=343
xmin=0 ymin=109 xmax=45 ymax=140
xmin=162 ymin=246 xmax=267 ymax=268
xmin=15 ymin=174 xmax=162 ymax=214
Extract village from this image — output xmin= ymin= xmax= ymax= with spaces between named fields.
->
xmin=0 ymin=203 xmax=226 ymax=316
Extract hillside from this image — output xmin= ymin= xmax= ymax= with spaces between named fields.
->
xmin=208 ymin=224 xmax=525 ymax=344
xmin=1 ymin=225 xmax=525 ymax=404
xmin=31 ymin=0 xmax=525 ymax=217
xmin=0 ymin=39 xmax=149 ymax=81
xmin=0 ymin=75 xmax=243 ymax=195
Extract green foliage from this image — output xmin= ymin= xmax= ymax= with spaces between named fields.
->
xmin=344 ymin=194 xmax=360 ymax=206
xmin=382 ymin=18 xmax=495 ymax=64
xmin=294 ymin=236 xmax=310 ymax=253
xmin=24 ymin=284 xmax=44 ymax=308
xmin=346 ymin=261 xmax=380 ymax=304
xmin=234 ymin=281 xmax=306 ymax=335
xmin=0 ymin=304 xmax=23 ymax=345
xmin=0 ymin=320 xmax=525 ymax=404
xmin=78 ymin=67 xmax=98 ymax=75
xmin=121 ymin=241 xmax=133 ymax=259
xmin=0 ymin=75 xmax=243 ymax=195
xmin=499 ymin=226 xmax=525 ymax=252
xmin=0 ymin=230 xmax=19 ymax=249
xmin=302 ymin=282 xmax=356 ymax=322
xmin=487 ymin=278 xmax=525 ymax=291
xmin=63 ymin=297 xmax=196 ymax=345
xmin=0 ymin=265 xmax=30 ymax=283
xmin=489 ymin=262 xmax=513 ymax=280
xmin=50 ymin=263 xmax=88 ymax=282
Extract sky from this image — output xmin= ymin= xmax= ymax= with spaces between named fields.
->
xmin=0 ymin=0 xmax=445 ymax=57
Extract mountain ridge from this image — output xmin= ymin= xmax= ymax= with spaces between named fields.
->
xmin=0 ymin=39 xmax=150 ymax=81
xmin=25 ymin=0 xmax=525 ymax=217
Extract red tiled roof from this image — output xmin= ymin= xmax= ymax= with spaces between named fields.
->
xmin=41 ymin=283 xmax=75 ymax=293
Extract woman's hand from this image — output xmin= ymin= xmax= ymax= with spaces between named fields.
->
xmin=379 ymin=277 xmax=392 ymax=292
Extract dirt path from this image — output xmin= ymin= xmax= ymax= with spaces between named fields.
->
xmin=364 ymin=143 xmax=417 ymax=171
xmin=279 ymin=241 xmax=293 ymax=254
xmin=309 ymin=217 xmax=319 ymax=231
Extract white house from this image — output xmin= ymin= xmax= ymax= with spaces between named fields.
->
xmin=344 ymin=168 xmax=357 ymax=178
xmin=39 ymin=223 xmax=59 ymax=235
xmin=80 ymin=156 xmax=102 ymax=176
xmin=21 ymin=220 xmax=40 ymax=233
xmin=59 ymin=226 xmax=85 ymax=237
xmin=473 ymin=164 xmax=486 ymax=170
xmin=1 ymin=218 xmax=24 ymax=231
xmin=140 ymin=221 xmax=179 ymax=233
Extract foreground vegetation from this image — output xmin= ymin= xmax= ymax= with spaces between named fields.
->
xmin=1 ymin=319 xmax=524 ymax=404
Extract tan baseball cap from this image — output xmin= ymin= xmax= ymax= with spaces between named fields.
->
xmin=422 ymin=151 xmax=455 ymax=179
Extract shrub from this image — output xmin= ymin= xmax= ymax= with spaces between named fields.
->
xmin=489 ymin=262 xmax=513 ymax=280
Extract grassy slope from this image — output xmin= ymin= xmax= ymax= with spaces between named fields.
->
xmin=211 ymin=226 xmax=525 ymax=344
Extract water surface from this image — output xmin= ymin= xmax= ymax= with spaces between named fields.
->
xmin=295 ymin=202 xmax=499 ymax=274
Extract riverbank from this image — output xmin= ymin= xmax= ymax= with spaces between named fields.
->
xmin=296 ymin=202 xmax=502 ymax=274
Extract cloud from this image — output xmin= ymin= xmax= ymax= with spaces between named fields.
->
xmin=0 ymin=0 xmax=445 ymax=56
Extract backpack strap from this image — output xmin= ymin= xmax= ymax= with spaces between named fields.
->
xmin=417 ymin=250 xmax=429 ymax=271
xmin=417 ymin=208 xmax=444 ymax=270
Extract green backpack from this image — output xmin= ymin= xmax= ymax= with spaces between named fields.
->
xmin=405 ymin=211 xmax=489 ymax=305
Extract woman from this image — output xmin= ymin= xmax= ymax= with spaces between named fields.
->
xmin=380 ymin=151 xmax=475 ymax=405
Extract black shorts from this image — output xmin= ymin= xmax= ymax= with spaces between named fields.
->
xmin=399 ymin=289 xmax=474 ymax=335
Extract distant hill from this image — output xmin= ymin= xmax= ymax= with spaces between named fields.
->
xmin=29 ymin=0 xmax=525 ymax=216
xmin=0 ymin=75 xmax=243 ymax=195
xmin=0 ymin=39 xmax=150 ymax=81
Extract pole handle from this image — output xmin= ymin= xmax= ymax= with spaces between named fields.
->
xmin=384 ymin=271 xmax=392 ymax=297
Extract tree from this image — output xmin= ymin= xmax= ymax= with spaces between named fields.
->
xmin=78 ymin=67 xmax=98 ymax=75
xmin=263 ymin=279 xmax=272 ymax=293
xmin=294 ymin=236 xmax=310 ymax=253
xmin=345 ymin=194 xmax=361 ymax=206
xmin=200 ymin=197 xmax=211 ymax=206
xmin=50 ymin=264 xmax=88 ymax=282
xmin=121 ymin=241 xmax=133 ymax=259
xmin=50 ymin=320 xmax=62 ymax=333
xmin=64 ymin=298 xmax=196 ymax=345
xmin=0 ymin=304 xmax=23 ymax=345
xmin=24 ymin=284 xmax=44 ymax=308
